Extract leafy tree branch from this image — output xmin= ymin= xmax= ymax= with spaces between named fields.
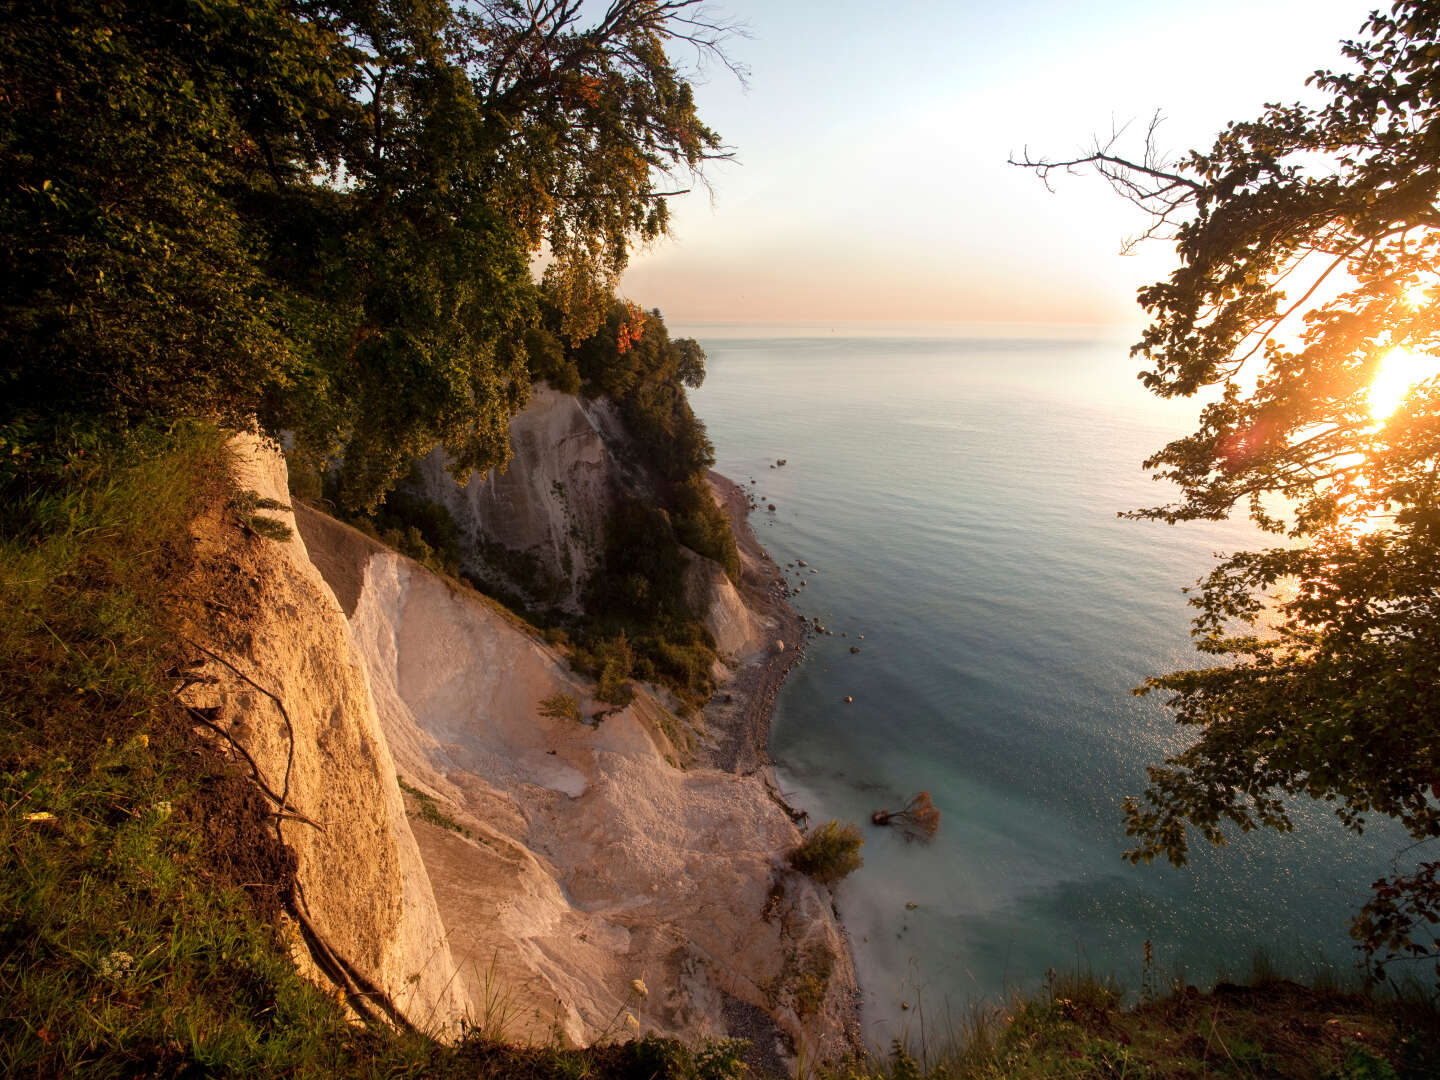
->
xmin=1019 ymin=0 xmax=1440 ymax=978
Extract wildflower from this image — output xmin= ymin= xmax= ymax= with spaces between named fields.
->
xmin=630 ymin=975 xmax=648 ymax=999
xmin=98 ymin=950 xmax=134 ymax=980
xmin=625 ymin=1013 xmax=640 ymax=1031
xmin=153 ymin=800 xmax=172 ymax=820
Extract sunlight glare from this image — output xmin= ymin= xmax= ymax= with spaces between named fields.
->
xmin=1367 ymin=347 xmax=1440 ymax=421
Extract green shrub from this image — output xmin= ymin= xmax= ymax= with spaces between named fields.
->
xmin=632 ymin=1034 xmax=748 ymax=1080
xmin=229 ymin=489 xmax=293 ymax=532
xmin=792 ymin=943 xmax=835 ymax=1019
xmin=539 ymin=692 xmax=583 ymax=723
xmin=673 ymin=474 xmax=740 ymax=579
xmin=595 ymin=633 xmax=636 ymax=705
xmin=397 ymin=778 xmax=472 ymax=838
xmin=790 ymin=821 xmax=864 ymax=886
xmin=525 ymin=327 xmax=582 ymax=394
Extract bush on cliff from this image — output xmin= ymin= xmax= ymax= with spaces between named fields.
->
xmin=526 ymin=327 xmax=583 ymax=396
xmin=790 ymin=821 xmax=865 ymax=886
xmin=582 ymin=306 xmax=740 ymax=576
xmin=673 ymin=475 xmax=741 ymax=581
xmin=595 ymin=633 xmax=637 ymax=707
xmin=575 ymin=495 xmax=721 ymax=711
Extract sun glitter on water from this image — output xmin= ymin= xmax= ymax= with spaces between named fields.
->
xmin=1368 ymin=346 xmax=1440 ymax=421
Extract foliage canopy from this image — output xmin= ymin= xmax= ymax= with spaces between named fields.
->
xmin=1019 ymin=0 xmax=1440 ymax=976
xmin=0 ymin=0 xmax=731 ymax=509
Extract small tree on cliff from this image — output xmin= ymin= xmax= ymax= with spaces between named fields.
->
xmin=790 ymin=821 xmax=864 ymax=886
xmin=1016 ymin=1 xmax=1440 ymax=977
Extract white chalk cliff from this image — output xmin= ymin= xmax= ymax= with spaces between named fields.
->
xmin=185 ymin=397 xmax=857 ymax=1067
xmin=413 ymin=386 xmax=634 ymax=611
xmin=179 ymin=434 xmax=470 ymax=1034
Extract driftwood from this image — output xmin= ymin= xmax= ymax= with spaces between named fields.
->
xmin=871 ymin=791 xmax=940 ymax=841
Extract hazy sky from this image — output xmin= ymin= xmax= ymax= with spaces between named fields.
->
xmin=621 ymin=0 xmax=1376 ymax=331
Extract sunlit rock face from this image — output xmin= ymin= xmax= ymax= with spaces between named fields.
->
xmin=181 ymin=434 xmax=470 ymax=1036
xmin=295 ymin=502 xmax=858 ymax=1061
xmin=412 ymin=386 xmax=633 ymax=611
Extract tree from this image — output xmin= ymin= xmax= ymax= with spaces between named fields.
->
xmin=789 ymin=821 xmax=864 ymax=886
xmin=871 ymin=792 xmax=941 ymax=841
xmin=0 ymin=0 xmax=736 ymax=509
xmin=0 ymin=0 xmax=348 ymax=436
xmin=1016 ymin=1 xmax=1440 ymax=978
xmin=287 ymin=0 xmax=737 ymax=508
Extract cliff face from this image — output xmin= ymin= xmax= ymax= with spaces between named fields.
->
xmin=412 ymin=386 xmax=634 ymax=611
xmin=299 ymin=505 xmax=852 ymax=1053
xmin=414 ymin=384 xmax=771 ymax=668
xmin=191 ymin=400 xmax=855 ymax=1064
xmin=298 ymin=382 xmax=859 ymax=1059
xmin=179 ymin=434 xmax=469 ymax=1034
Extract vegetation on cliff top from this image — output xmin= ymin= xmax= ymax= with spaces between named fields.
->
xmin=1 ymin=0 xmax=732 ymax=511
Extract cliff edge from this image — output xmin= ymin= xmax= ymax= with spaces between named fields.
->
xmin=293 ymin=385 xmax=858 ymax=1063
xmin=177 ymin=434 xmax=470 ymax=1034
xmin=182 ymin=388 xmax=857 ymax=1067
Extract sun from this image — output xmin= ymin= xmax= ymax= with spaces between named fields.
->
xmin=1367 ymin=347 xmax=1440 ymax=421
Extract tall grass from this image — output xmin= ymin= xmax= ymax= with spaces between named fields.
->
xmin=0 ymin=424 xmax=358 ymax=1074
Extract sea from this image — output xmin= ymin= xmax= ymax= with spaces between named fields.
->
xmin=681 ymin=324 xmax=1414 ymax=1046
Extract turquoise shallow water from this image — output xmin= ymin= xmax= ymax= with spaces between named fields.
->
xmin=684 ymin=329 xmax=1410 ymax=1043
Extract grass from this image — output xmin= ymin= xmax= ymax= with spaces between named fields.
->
xmin=398 ymin=777 xmax=474 ymax=839
xmin=816 ymin=969 xmax=1440 ymax=1080
xmin=0 ymin=422 xmax=350 ymax=1075
xmin=539 ymin=692 xmax=584 ymax=724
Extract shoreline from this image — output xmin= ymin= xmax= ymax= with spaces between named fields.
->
xmin=704 ymin=470 xmax=864 ymax=1056
xmin=703 ymin=470 xmax=808 ymax=784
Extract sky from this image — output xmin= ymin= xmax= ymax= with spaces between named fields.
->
xmin=620 ymin=0 xmax=1378 ymax=332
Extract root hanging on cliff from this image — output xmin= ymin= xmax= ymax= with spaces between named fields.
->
xmin=181 ymin=633 xmax=297 ymax=807
xmin=178 ymin=642 xmax=412 ymax=1032
xmin=871 ymin=791 xmax=940 ymax=841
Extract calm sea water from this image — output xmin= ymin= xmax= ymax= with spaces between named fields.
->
xmin=684 ymin=328 xmax=1410 ymax=1044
